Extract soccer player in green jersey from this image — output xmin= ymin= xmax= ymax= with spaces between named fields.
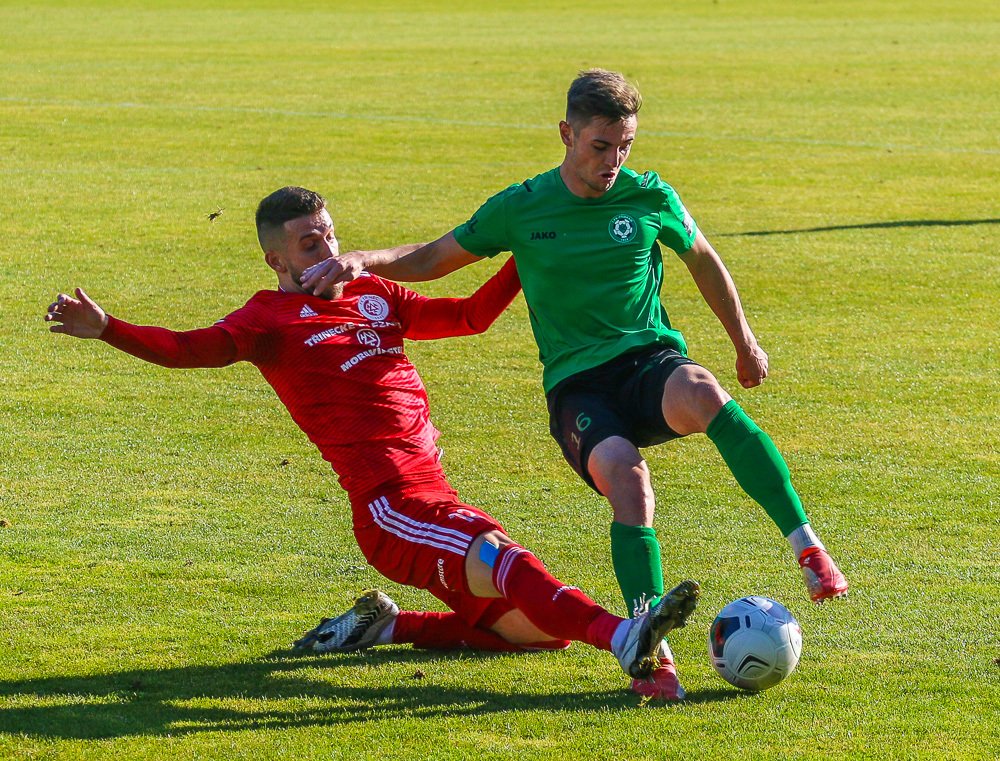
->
xmin=301 ymin=69 xmax=848 ymax=701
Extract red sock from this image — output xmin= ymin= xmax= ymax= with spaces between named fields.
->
xmin=392 ymin=611 xmax=527 ymax=651
xmin=492 ymin=544 xmax=623 ymax=651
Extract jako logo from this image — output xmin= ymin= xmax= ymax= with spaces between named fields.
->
xmin=530 ymin=231 xmax=556 ymax=240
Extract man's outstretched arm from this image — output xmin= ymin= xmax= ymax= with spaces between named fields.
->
xmin=400 ymin=257 xmax=521 ymax=340
xmin=678 ymin=231 xmax=769 ymax=389
xmin=299 ymin=232 xmax=483 ymax=296
xmin=46 ymin=288 xmax=237 ymax=369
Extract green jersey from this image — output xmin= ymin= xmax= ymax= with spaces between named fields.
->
xmin=453 ymin=166 xmax=698 ymax=392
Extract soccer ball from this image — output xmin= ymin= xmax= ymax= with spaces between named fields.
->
xmin=708 ymin=596 xmax=802 ymax=691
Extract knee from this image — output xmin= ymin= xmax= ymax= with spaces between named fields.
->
xmin=687 ymin=367 xmax=730 ymax=408
xmin=665 ymin=367 xmax=731 ymax=434
xmin=588 ymin=437 xmax=649 ymax=485
xmin=586 ymin=440 xmax=654 ymax=525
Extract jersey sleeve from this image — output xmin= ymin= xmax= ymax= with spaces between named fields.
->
xmin=648 ymin=172 xmax=698 ymax=254
xmin=389 ymin=257 xmax=521 ymax=340
xmin=100 ymin=317 xmax=239 ymax=368
xmin=213 ymin=293 xmax=277 ymax=362
xmin=451 ymin=183 xmax=521 ymax=258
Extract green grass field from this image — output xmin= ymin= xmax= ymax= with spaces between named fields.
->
xmin=2 ymin=1 xmax=998 ymax=758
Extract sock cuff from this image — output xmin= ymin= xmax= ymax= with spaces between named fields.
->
xmin=492 ymin=543 xmax=529 ymax=598
xmin=787 ymin=523 xmax=824 ymax=556
xmin=610 ymin=521 xmax=657 ymax=540
xmin=706 ymin=399 xmax=762 ymax=441
xmin=586 ymin=612 xmax=625 ymax=653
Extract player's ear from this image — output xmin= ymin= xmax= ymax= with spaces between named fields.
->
xmin=559 ymin=120 xmax=574 ymax=148
xmin=264 ymin=251 xmax=287 ymax=274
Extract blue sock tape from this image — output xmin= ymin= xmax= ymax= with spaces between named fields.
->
xmin=479 ymin=540 xmax=500 ymax=569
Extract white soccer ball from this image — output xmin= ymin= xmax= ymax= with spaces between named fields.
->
xmin=708 ymin=596 xmax=802 ymax=691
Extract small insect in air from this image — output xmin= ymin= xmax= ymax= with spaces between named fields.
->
xmin=207 ymin=207 xmax=225 ymax=222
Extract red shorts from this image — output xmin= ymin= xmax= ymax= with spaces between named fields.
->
xmin=351 ymin=478 xmax=515 ymax=628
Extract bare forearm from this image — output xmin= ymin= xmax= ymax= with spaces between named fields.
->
xmin=360 ymin=243 xmax=444 ymax=281
xmin=683 ymin=233 xmax=769 ymax=387
xmin=366 ymin=234 xmax=483 ymax=282
xmin=690 ymin=257 xmax=756 ymax=352
xmin=682 ymin=232 xmax=756 ymax=351
xmin=300 ymin=231 xmax=482 ymax=295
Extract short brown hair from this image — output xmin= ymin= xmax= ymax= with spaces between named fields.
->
xmin=255 ymin=186 xmax=326 ymax=251
xmin=566 ymin=69 xmax=642 ymax=131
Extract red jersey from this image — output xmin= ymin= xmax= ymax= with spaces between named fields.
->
xmin=100 ymin=260 xmax=521 ymax=500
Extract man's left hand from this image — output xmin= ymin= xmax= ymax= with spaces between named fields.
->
xmin=45 ymin=289 xmax=108 ymax=339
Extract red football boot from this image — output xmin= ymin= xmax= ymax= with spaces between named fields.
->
xmin=799 ymin=547 xmax=849 ymax=603
xmin=631 ymin=643 xmax=685 ymax=701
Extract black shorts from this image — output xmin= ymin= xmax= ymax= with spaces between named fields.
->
xmin=546 ymin=346 xmax=698 ymax=491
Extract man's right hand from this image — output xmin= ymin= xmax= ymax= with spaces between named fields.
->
xmin=735 ymin=341 xmax=769 ymax=388
xmin=45 ymin=288 xmax=108 ymax=339
xmin=299 ymin=252 xmax=367 ymax=296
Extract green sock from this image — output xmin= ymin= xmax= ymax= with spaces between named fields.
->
xmin=610 ymin=522 xmax=665 ymax=616
xmin=706 ymin=400 xmax=809 ymax=536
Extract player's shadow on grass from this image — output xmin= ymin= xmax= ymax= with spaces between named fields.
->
xmin=0 ymin=649 xmax=739 ymax=740
xmin=716 ymin=217 xmax=1000 ymax=237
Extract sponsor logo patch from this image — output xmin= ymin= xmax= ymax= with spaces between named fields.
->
xmin=681 ymin=207 xmax=695 ymax=238
xmin=356 ymin=328 xmax=381 ymax=348
xmin=299 ymin=304 xmax=319 ymax=318
xmin=339 ymin=346 xmax=403 ymax=371
xmin=552 ymin=585 xmax=579 ymax=602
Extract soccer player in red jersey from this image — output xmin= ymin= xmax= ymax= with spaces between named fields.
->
xmin=46 ymin=186 xmax=699 ymax=701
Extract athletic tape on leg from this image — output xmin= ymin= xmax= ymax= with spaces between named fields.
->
xmin=479 ymin=540 xmax=500 ymax=569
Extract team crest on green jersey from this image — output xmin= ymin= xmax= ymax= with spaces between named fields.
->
xmin=609 ymin=214 xmax=638 ymax=244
